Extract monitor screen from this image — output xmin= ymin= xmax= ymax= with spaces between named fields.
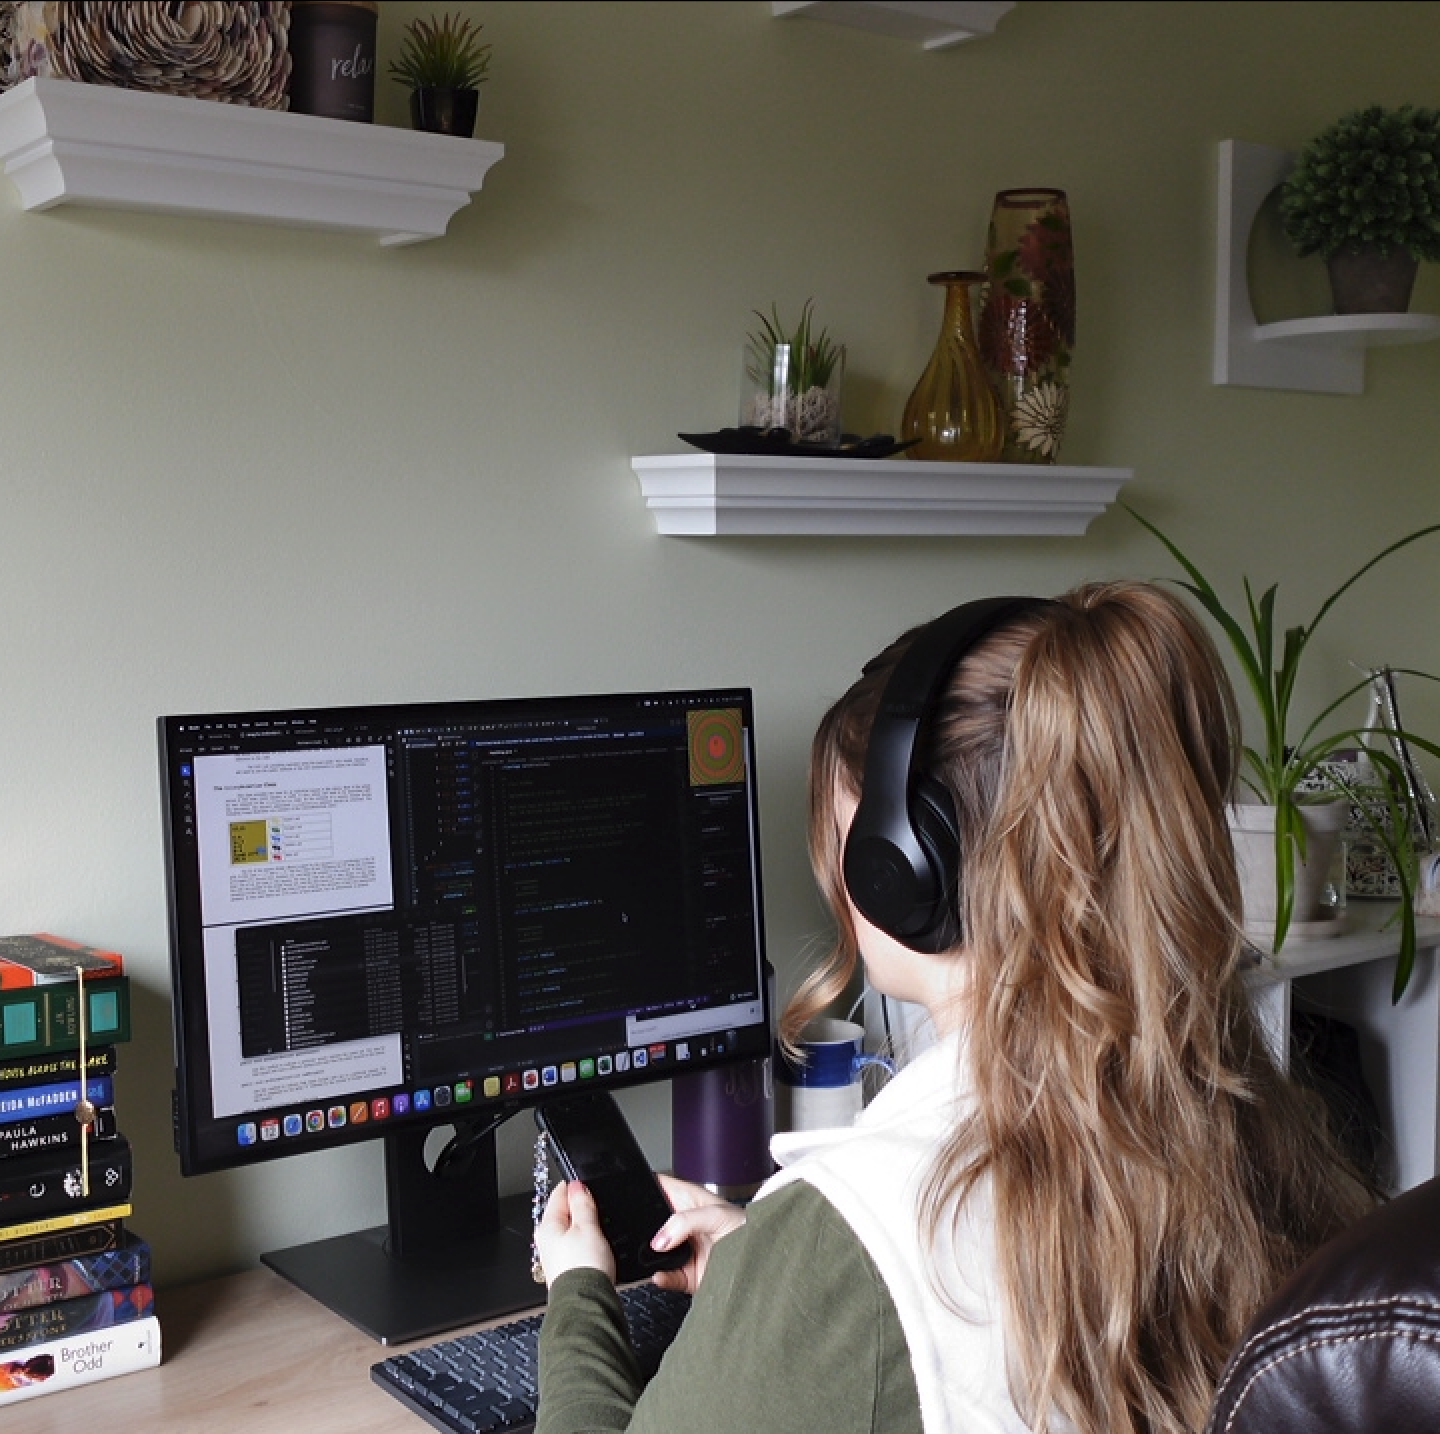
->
xmin=158 ymin=686 xmax=769 ymax=1341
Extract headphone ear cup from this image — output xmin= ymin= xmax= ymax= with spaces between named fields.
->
xmin=843 ymin=596 xmax=1047 ymax=953
xmin=906 ymin=775 xmax=962 ymax=952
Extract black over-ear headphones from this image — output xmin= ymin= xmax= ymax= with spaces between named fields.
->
xmin=842 ymin=596 xmax=1052 ymax=954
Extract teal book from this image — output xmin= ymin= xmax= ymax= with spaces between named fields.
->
xmin=0 ymin=981 xmax=130 ymax=1057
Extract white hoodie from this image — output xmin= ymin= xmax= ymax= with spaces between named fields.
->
xmin=759 ymin=1034 xmax=1063 ymax=1434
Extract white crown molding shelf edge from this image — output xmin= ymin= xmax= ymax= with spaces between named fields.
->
xmin=771 ymin=2 xmax=1016 ymax=49
xmin=0 ymin=78 xmax=504 ymax=246
xmin=631 ymin=453 xmax=1132 ymax=537
xmin=1214 ymin=140 xmax=1440 ymax=393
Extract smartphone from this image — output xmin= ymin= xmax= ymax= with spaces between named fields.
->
xmin=535 ymin=1089 xmax=692 ymax=1283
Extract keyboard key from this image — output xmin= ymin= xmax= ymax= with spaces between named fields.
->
xmin=371 ymin=1283 xmax=690 ymax=1434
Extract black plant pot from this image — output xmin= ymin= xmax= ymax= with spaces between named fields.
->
xmin=1326 ymin=244 xmax=1420 ymax=315
xmin=410 ymin=87 xmax=479 ymax=138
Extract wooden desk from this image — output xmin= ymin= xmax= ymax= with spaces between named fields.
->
xmin=10 ymin=1266 xmax=522 ymax=1433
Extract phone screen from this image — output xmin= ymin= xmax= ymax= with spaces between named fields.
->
xmin=537 ymin=1091 xmax=691 ymax=1282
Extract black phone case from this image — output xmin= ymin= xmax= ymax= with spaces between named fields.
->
xmin=537 ymin=1091 xmax=691 ymax=1282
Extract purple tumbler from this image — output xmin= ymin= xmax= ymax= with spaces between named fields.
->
xmin=670 ymin=1057 xmax=774 ymax=1201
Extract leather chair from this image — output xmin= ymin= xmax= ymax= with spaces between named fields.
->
xmin=1205 ymin=1175 xmax=1440 ymax=1433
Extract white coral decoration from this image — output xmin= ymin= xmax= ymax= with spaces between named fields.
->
xmin=4 ymin=1 xmax=292 ymax=108
xmin=742 ymin=384 xmax=841 ymax=446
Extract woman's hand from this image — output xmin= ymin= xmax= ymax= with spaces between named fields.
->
xmin=650 ymin=1174 xmax=747 ymax=1296
xmin=535 ymin=1180 xmax=616 ymax=1286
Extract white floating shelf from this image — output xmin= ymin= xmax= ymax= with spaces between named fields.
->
xmin=631 ymin=452 xmax=1131 ymax=537
xmin=771 ymin=2 xmax=1015 ymax=49
xmin=1257 ymin=313 xmax=1440 ymax=349
xmin=1214 ymin=140 xmax=1440 ymax=393
xmin=0 ymin=78 xmax=504 ymax=246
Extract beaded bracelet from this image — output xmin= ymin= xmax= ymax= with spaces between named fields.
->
xmin=530 ymin=1130 xmax=552 ymax=1283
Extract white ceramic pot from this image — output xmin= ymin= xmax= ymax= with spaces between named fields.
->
xmin=1228 ymin=801 xmax=1348 ymax=941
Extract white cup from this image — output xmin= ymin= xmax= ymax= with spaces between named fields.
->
xmin=774 ymin=1018 xmax=894 ymax=1132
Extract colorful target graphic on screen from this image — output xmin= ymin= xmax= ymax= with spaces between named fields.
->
xmin=688 ymin=708 xmax=745 ymax=786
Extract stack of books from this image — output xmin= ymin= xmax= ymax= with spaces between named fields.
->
xmin=0 ymin=936 xmax=159 ymax=1405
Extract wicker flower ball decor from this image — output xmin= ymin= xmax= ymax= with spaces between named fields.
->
xmin=3 ymin=1 xmax=293 ymax=109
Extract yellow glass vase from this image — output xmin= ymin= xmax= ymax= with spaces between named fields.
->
xmin=902 ymin=271 xmax=1003 ymax=462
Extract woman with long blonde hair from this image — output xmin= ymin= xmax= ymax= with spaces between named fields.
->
xmin=537 ymin=581 xmax=1372 ymax=1434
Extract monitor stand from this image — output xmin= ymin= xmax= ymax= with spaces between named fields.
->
xmin=261 ymin=1119 xmax=542 ymax=1346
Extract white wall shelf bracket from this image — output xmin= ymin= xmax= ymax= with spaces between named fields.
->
xmin=770 ymin=2 xmax=1015 ymax=50
xmin=1214 ymin=140 xmax=1440 ymax=394
xmin=631 ymin=452 xmax=1131 ymax=537
xmin=0 ymin=78 xmax=505 ymax=246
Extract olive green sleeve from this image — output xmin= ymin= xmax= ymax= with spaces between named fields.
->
xmin=536 ymin=1268 xmax=645 ymax=1434
xmin=537 ymin=1180 xmax=922 ymax=1434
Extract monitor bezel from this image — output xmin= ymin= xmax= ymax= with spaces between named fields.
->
xmin=159 ymin=686 xmax=770 ymax=1179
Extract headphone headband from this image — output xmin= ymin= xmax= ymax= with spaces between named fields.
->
xmin=843 ymin=596 xmax=1051 ymax=952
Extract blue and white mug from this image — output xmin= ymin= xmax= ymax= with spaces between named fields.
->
xmin=775 ymin=1018 xmax=895 ymax=1132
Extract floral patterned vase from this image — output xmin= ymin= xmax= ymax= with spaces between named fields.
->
xmin=978 ymin=188 xmax=1075 ymax=463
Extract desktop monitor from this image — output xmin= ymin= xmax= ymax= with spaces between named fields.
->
xmin=158 ymin=686 xmax=770 ymax=1343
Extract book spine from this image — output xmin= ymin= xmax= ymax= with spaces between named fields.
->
xmin=0 ymin=1220 xmax=124 ymax=1276
xmin=0 ymin=933 xmax=125 ymax=988
xmin=0 ymin=1203 xmax=131 ymax=1247
xmin=0 ymin=1137 xmax=131 ymax=1221
xmin=0 ymin=1076 xmax=114 ymax=1127
xmin=0 ymin=1106 xmax=117 ymax=1160
xmin=0 ymin=979 xmax=131 ymax=1057
xmin=0 ymin=1047 xmax=115 ymax=1092
xmin=0 ymin=1235 xmax=150 ymax=1313
xmin=0 ymin=1281 xmax=153 ymax=1352
xmin=0 ymin=1314 xmax=160 ymax=1405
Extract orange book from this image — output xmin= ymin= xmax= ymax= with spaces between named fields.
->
xmin=0 ymin=936 xmax=124 ymax=989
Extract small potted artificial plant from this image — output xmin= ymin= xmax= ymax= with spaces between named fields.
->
xmin=740 ymin=300 xmax=846 ymax=448
xmin=389 ymin=11 xmax=492 ymax=137
xmin=1279 ymin=104 xmax=1440 ymax=314
xmin=1131 ymin=507 xmax=1440 ymax=998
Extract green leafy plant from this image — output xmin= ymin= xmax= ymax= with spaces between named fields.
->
xmin=388 ymin=12 xmax=492 ymax=92
xmin=744 ymin=300 xmax=844 ymax=397
xmin=1280 ymin=104 xmax=1440 ymax=261
xmin=1131 ymin=506 xmax=1440 ymax=996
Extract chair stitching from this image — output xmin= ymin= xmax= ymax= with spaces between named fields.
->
xmin=1225 ymin=1294 xmax=1440 ymax=1363
xmin=1220 ymin=1327 xmax=1440 ymax=1434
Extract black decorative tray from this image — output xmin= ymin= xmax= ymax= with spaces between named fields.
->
xmin=677 ymin=427 xmax=919 ymax=460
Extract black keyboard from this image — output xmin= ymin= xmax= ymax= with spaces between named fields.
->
xmin=371 ymin=1282 xmax=691 ymax=1434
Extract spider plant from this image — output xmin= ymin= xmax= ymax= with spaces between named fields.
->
xmin=1131 ymin=505 xmax=1440 ymax=997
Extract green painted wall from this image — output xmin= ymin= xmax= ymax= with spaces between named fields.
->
xmin=1 ymin=1 xmax=1436 ymax=1285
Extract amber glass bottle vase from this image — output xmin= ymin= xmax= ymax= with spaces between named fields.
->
xmin=902 ymin=271 xmax=1003 ymax=462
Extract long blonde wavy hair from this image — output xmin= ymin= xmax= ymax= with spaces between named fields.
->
xmin=785 ymin=581 xmax=1373 ymax=1434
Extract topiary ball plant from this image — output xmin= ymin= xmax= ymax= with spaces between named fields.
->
xmin=1280 ymin=104 xmax=1440 ymax=262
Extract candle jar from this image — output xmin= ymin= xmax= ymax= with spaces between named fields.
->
xmin=288 ymin=1 xmax=378 ymax=123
